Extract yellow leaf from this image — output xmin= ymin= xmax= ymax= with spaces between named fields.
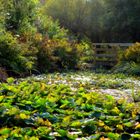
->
xmin=41 ymin=83 xmax=46 ymax=90
xmin=63 ymin=116 xmax=71 ymax=123
xmin=135 ymin=124 xmax=140 ymax=129
xmin=0 ymin=96 xmax=4 ymax=102
xmin=117 ymin=99 xmax=124 ymax=105
xmin=20 ymin=113 xmax=29 ymax=119
xmin=44 ymin=119 xmax=52 ymax=127
xmin=37 ymin=118 xmax=44 ymax=125
xmin=29 ymin=136 xmax=39 ymax=140
xmin=98 ymin=120 xmax=105 ymax=127
xmin=104 ymin=125 xmax=112 ymax=132
xmin=71 ymin=121 xmax=81 ymax=127
xmin=111 ymin=107 xmax=120 ymax=115
xmin=132 ymin=109 xmax=138 ymax=118
xmin=116 ymin=124 xmax=124 ymax=131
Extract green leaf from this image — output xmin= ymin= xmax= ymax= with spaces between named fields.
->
xmin=29 ymin=136 xmax=39 ymax=140
xmin=107 ymin=132 xmax=120 ymax=140
xmin=70 ymin=121 xmax=82 ymax=128
xmin=0 ymin=96 xmax=4 ymax=102
xmin=7 ymin=77 xmax=15 ymax=84
xmin=0 ymin=128 xmax=11 ymax=135
xmin=57 ymin=129 xmax=68 ymax=137
xmin=124 ymin=122 xmax=133 ymax=127
xmin=132 ymin=134 xmax=140 ymax=138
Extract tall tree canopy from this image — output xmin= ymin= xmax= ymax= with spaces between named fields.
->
xmin=46 ymin=0 xmax=140 ymax=42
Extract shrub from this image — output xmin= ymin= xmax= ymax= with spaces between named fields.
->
xmin=0 ymin=31 xmax=37 ymax=75
xmin=114 ymin=62 xmax=140 ymax=76
xmin=0 ymin=32 xmax=20 ymax=71
xmin=37 ymin=39 xmax=79 ymax=72
xmin=38 ymin=16 xmax=68 ymax=39
xmin=123 ymin=42 xmax=140 ymax=63
xmin=17 ymin=42 xmax=38 ymax=74
xmin=76 ymin=40 xmax=94 ymax=69
xmin=115 ymin=43 xmax=140 ymax=75
xmin=54 ymin=40 xmax=78 ymax=70
xmin=77 ymin=41 xmax=93 ymax=62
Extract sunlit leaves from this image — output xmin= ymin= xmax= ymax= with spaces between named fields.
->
xmin=5 ymin=107 xmax=19 ymax=116
xmin=70 ymin=121 xmax=82 ymax=128
xmin=0 ymin=128 xmax=11 ymax=135
xmin=135 ymin=123 xmax=140 ymax=130
xmin=111 ymin=107 xmax=121 ymax=115
xmin=36 ymin=126 xmax=51 ymax=138
xmin=19 ymin=113 xmax=30 ymax=119
xmin=7 ymin=77 xmax=15 ymax=84
xmin=0 ymin=77 xmax=140 ymax=139
xmin=0 ymin=95 xmax=4 ymax=102
xmin=107 ymin=133 xmax=120 ymax=140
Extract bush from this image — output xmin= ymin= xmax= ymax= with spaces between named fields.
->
xmin=0 ymin=0 xmax=95 ymax=76
xmin=37 ymin=39 xmax=79 ymax=72
xmin=114 ymin=43 xmax=140 ymax=75
xmin=124 ymin=42 xmax=140 ymax=63
xmin=114 ymin=62 xmax=140 ymax=76
xmin=0 ymin=32 xmax=20 ymax=71
xmin=38 ymin=16 xmax=68 ymax=39
xmin=77 ymin=40 xmax=93 ymax=59
xmin=0 ymin=31 xmax=37 ymax=75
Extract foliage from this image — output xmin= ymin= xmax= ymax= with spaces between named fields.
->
xmin=0 ymin=0 xmax=40 ymax=75
xmin=0 ymin=31 xmax=21 ymax=72
xmin=37 ymin=39 xmax=79 ymax=72
xmin=104 ymin=0 xmax=140 ymax=42
xmin=0 ymin=31 xmax=37 ymax=75
xmin=0 ymin=76 xmax=140 ymax=139
xmin=38 ymin=15 xmax=68 ymax=39
xmin=0 ymin=0 xmax=6 ymax=30
xmin=4 ymin=0 xmax=38 ymax=35
xmin=46 ymin=0 xmax=140 ymax=42
xmin=124 ymin=43 xmax=140 ymax=63
xmin=115 ymin=62 xmax=140 ymax=76
xmin=27 ymin=71 xmax=135 ymax=90
xmin=77 ymin=41 xmax=94 ymax=62
xmin=115 ymin=43 xmax=140 ymax=75
xmin=0 ymin=0 xmax=94 ymax=75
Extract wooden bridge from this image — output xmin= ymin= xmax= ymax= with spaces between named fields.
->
xmin=92 ymin=43 xmax=134 ymax=68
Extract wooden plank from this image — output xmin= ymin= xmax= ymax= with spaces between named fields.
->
xmin=95 ymin=51 xmax=118 ymax=55
xmin=94 ymin=48 xmax=119 ymax=52
xmin=95 ymin=61 xmax=118 ymax=66
xmin=96 ymin=62 xmax=116 ymax=65
xmin=93 ymin=43 xmax=133 ymax=47
xmin=96 ymin=59 xmax=117 ymax=63
xmin=94 ymin=54 xmax=117 ymax=58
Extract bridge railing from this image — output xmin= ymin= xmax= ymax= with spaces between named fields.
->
xmin=92 ymin=43 xmax=133 ymax=68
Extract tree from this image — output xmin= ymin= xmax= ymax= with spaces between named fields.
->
xmin=103 ymin=0 xmax=140 ymax=42
xmin=46 ymin=0 xmax=90 ymax=39
xmin=46 ymin=0 xmax=140 ymax=42
xmin=3 ymin=0 xmax=39 ymax=35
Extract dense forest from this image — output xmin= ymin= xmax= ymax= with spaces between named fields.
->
xmin=46 ymin=0 xmax=140 ymax=42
